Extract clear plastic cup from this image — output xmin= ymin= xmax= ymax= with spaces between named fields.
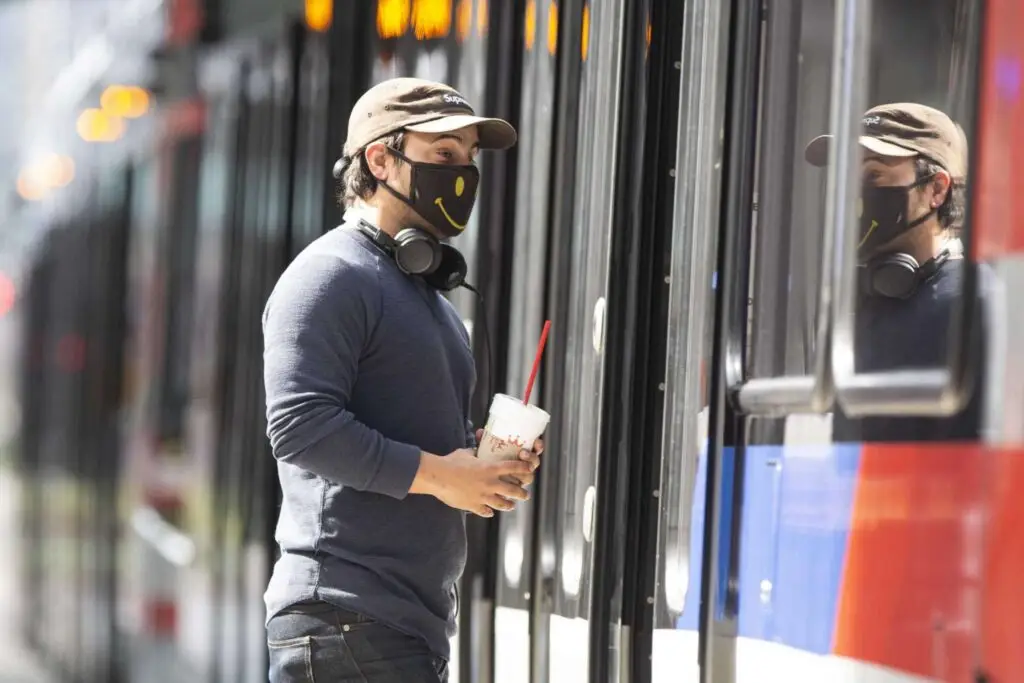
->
xmin=476 ymin=393 xmax=551 ymax=463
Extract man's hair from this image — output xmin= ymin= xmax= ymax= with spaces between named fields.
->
xmin=338 ymin=131 xmax=406 ymax=207
xmin=915 ymin=156 xmax=965 ymax=232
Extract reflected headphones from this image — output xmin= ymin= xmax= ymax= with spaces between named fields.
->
xmin=858 ymin=248 xmax=950 ymax=300
xmin=334 ymin=156 xmax=468 ymax=292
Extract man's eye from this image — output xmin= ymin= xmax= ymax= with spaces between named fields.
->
xmin=437 ymin=149 xmax=454 ymax=160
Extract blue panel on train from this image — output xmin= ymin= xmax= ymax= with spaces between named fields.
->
xmin=676 ymin=443 xmax=861 ymax=656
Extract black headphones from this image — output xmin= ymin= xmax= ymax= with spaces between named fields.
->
xmin=858 ymin=248 xmax=950 ymax=300
xmin=352 ymin=218 xmax=468 ymax=292
xmin=335 ymin=155 xmax=468 ymax=291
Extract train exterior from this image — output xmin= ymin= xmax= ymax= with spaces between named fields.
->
xmin=4 ymin=0 xmax=1024 ymax=682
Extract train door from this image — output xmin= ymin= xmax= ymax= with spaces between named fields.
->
xmin=519 ymin=0 xmax=680 ymax=680
xmin=491 ymin=0 xmax=557 ymax=681
xmin=693 ymin=0 xmax=987 ymax=682
xmin=639 ymin=0 xmax=731 ymax=679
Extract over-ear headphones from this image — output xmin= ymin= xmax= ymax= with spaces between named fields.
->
xmin=352 ymin=218 xmax=468 ymax=291
xmin=859 ymin=248 xmax=950 ymax=300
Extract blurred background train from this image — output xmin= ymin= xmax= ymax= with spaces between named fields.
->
xmin=1 ymin=0 xmax=1024 ymax=682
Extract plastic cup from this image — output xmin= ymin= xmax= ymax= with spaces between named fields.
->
xmin=476 ymin=393 xmax=551 ymax=463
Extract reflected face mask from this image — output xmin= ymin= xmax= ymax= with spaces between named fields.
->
xmin=382 ymin=148 xmax=480 ymax=239
xmin=858 ymin=176 xmax=936 ymax=256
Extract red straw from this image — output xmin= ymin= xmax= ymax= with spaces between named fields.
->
xmin=523 ymin=320 xmax=551 ymax=405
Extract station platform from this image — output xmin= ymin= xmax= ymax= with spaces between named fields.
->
xmin=0 ymin=639 xmax=56 ymax=683
xmin=0 ymin=465 xmax=54 ymax=683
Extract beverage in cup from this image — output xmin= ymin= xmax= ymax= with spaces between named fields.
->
xmin=476 ymin=393 xmax=551 ymax=463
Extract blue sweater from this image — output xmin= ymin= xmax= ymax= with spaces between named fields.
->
xmin=261 ymin=219 xmax=476 ymax=660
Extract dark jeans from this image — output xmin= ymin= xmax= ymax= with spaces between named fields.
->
xmin=267 ymin=601 xmax=449 ymax=683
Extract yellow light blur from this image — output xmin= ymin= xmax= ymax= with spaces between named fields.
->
xmin=377 ymin=0 xmax=411 ymax=39
xmin=100 ymin=85 xmax=150 ymax=119
xmin=581 ymin=4 xmax=590 ymax=62
xmin=646 ymin=17 xmax=652 ymax=53
xmin=456 ymin=0 xmax=471 ymax=42
xmin=412 ymin=0 xmax=451 ymax=40
xmin=77 ymin=108 xmax=125 ymax=143
xmin=305 ymin=0 xmax=333 ymax=32
xmin=547 ymin=1 xmax=558 ymax=56
xmin=477 ymin=0 xmax=487 ymax=35
xmin=524 ymin=0 xmax=536 ymax=50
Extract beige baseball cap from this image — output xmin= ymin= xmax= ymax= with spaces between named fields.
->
xmin=343 ymin=77 xmax=517 ymax=157
xmin=804 ymin=102 xmax=968 ymax=178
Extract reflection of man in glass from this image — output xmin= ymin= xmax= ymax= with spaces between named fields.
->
xmin=805 ymin=103 xmax=980 ymax=441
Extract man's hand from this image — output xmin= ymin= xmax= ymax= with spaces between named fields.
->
xmin=476 ymin=428 xmax=544 ymax=487
xmin=411 ymin=449 xmax=533 ymax=518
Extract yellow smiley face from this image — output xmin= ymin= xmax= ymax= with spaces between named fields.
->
xmin=455 ymin=176 xmax=465 ymax=197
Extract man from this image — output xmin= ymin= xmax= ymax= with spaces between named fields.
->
xmin=262 ymin=77 xmax=543 ymax=682
xmin=804 ymin=102 xmax=983 ymax=441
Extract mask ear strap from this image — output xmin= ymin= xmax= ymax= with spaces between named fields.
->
xmin=905 ymin=205 xmax=938 ymax=231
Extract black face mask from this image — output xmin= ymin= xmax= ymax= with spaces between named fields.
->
xmin=858 ymin=175 xmax=937 ymax=257
xmin=381 ymin=148 xmax=480 ymax=239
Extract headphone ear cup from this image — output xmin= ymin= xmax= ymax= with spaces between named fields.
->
xmin=422 ymin=244 xmax=468 ymax=291
xmin=393 ymin=229 xmax=442 ymax=275
xmin=866 ymin=252 xmax=921 ymax=299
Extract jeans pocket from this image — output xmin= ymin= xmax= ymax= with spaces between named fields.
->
xmin=268 ymin=636 xmax=314 ymax=683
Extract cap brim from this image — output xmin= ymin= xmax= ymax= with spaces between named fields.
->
xmin=803 ymin=134 xmax=918 ymax=166
xmin=405 ymin=114 xmax=518 ymax=150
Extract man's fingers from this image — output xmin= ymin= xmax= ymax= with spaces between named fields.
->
xmin=497 ymin=459 xmax=532 ymax=477
xmin=497 ymin=481 xmax=529 ymax=501
xmin=486 ymin=495 xmax=516 ymax=511
xmin=518 ymin=449 xmax=540 ymax=471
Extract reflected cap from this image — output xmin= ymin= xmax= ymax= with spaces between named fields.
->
xmin=342 ymin=77 xmax=517 ymax=158
xmin=804 ymin=102 xmax=968 ymax=179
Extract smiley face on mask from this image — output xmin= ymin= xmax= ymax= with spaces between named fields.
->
xmin=366 ymin=128 xmax=482 ymax=240
xmin=385 ymin=147 xmax=480 ymax=238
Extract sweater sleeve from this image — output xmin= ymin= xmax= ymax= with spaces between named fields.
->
xmin=262 ymin=254 xmax=422 ymax=499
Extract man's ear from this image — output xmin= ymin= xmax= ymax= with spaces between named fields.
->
xmin=364 ymin=142 xmax=390 ymax=182
xmin=930 ymin=169 xmax=951 ymax=208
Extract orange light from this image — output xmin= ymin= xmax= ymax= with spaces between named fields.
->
xmin=646 ymin=16 xmax=652 ymax=54
xmin=412 ymin=0 xmax=451 ymax=40
xmin=377 ymin=0 xmax=411 ymax=38
xmin=16 ymin=173 xmax=46 ymax=201
xmin=456 ymin=0 xmax=471 ymax=42
xmin=100 ymin=85 xmax=150 ymax=119
xmin=305 ymin=0 xmax=333 ymax=32
xmin=477 ymin=0 xmax=487 ymax=35
xmin=547 ymin=1 xmax=558 ymax=56
xmin=581 ymin=4 xmax=590 ymax=62
xmin=40 ymin=154 xmax=75 ymax=187
xmin=77 ymin=108 xmax=125 ymax=142
xmin=15 ymin=154 xmax=75 ymax=201
xmin=524 ymin=0 xmax=536 ymax=49
xmin=0 ymin=272 xmax=14 ymax=318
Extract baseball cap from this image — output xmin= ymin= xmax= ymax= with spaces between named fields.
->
xmin=803 ymin=102 xmax=968 ymax=178
xmin=342 ymin=77 xmax=517 ymax=158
